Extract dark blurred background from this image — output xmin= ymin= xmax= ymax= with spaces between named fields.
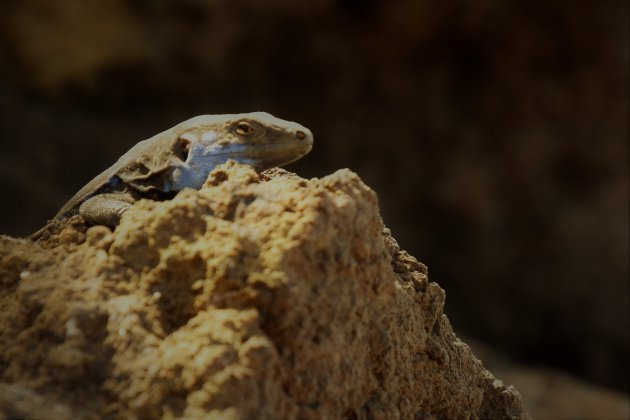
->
xmin=1 ymin=0 xmax=628 ymax=414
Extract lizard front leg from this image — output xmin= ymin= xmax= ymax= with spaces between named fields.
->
xmin=79 ymin=193 xmax=135 ymax=227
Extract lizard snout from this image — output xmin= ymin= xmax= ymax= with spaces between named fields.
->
xmin=296 ymin=130 xmax=307 ymax=140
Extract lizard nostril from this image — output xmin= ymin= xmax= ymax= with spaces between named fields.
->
xmin=296 ymin=130 xmax=306 ymax=140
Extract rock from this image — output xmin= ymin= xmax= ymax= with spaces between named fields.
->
xmin=0 ymin=162 xmax=528 ymax=418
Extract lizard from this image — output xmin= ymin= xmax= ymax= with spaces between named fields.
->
xmin=30 ymin=112 xmax=313 ymax=238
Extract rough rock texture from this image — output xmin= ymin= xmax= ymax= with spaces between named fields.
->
xmin=0 ymin=163 xmax=526 ymax=419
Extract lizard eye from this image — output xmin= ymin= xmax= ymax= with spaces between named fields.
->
xmin=235 ymin=121 xmax=255 ymax=136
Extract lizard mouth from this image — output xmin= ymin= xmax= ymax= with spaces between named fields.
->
xmin=209 ymin=142 xmax=313 ymax=158
xmin=203 ymin=142 xmax=312 ymax=171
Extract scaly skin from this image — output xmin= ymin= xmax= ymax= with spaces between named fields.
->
xmin=35 ymin=112 xmax=313 ymax=232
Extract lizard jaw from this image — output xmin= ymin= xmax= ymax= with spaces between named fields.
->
xmin=167 ymin=141 xmax=312 ymax=191
xmin=219 ymin=142 xmax=313 ymax=171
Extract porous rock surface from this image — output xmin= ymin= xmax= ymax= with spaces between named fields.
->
xmin=0 ymin=162 xmax=527 ymax=419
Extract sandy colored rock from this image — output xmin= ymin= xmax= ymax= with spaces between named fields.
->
xmin=0 ymin=162 xmax=527 ymax=418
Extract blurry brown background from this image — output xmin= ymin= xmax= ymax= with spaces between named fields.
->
xmin=1 ymin=0 xmax=628 ymax=413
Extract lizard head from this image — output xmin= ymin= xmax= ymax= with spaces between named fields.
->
xmin=168 ymin=112 xmax=313 ymax=190
xmin=177 ymin=112 xmax=313 ymax=171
